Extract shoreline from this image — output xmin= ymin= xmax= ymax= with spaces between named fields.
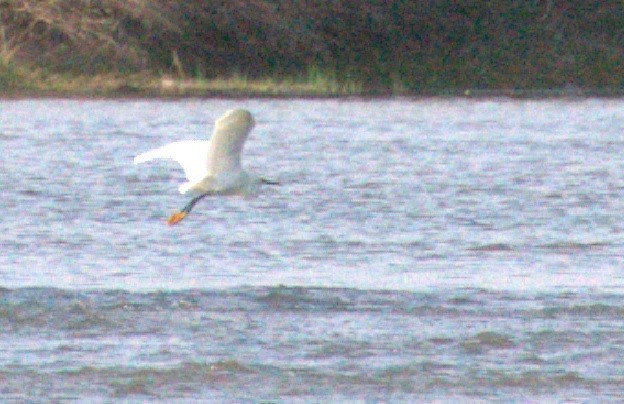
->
xmin=2 ymin=85 xmax=623 ymax=100
xmin=1 ymin=71 xmax=623 ymax=100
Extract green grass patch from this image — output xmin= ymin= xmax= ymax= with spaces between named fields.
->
xmin=0 ymin=64 xmax=368 ymax=97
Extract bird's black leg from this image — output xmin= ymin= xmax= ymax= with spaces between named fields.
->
xmin=167 ymin=192 xmax=212 ymax=225
xmin=181 ymin=193 xmax=211 ymax=214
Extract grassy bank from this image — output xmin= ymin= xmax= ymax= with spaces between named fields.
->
xmin=0 ymin=64 xmax=367 ymax=97
xmin=3 ymin=67 xmax=622 ymax=99
xmin=0 ymin=1 xmax=623 ymax=97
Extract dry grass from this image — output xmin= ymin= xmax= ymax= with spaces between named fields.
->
xmin=0 ymin=0 xmax=174 ymax=72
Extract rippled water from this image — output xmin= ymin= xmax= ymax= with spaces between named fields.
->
xmin=1 ymin=98 xmax=624 ymax=401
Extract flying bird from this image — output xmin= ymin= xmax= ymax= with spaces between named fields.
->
xmin=134 ymin=109 xmax=276 ymax=225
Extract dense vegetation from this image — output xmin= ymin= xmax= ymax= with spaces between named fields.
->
xmin=0 ymin=0 xmax=622 ymax=95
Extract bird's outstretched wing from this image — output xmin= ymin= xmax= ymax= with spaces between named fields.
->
xmin=134 ymin=110 xmax=256 ymax=197
xmin=207 ymin=109 xmax=255 ymax=175
xmin=134 ymin=140 xmax=210 ymax=185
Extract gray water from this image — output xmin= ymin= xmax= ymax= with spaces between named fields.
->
xmin=1 ymin=98 xmax=624 ymax=401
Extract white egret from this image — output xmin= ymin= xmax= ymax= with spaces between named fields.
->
xmin=134 ymin=109 xmax=276 ymax=224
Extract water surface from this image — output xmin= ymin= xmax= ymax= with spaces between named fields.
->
xmin=1 ymin=98 xmax=623 ymax=401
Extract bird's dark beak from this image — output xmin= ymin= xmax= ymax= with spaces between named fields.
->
xmin=261 ymin=178 xmax=280 ymax=185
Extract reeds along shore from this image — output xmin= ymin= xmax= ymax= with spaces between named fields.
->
xmin=0 ymin=1 xmax=623 ymax=97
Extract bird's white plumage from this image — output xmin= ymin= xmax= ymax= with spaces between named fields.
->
xmin=134 ymin=109 xmax=258 ymax=195
xmin=134 ymin=140 xmax=210 ymax=185
xmin=207 ymin=108 xmax=255 ymax=176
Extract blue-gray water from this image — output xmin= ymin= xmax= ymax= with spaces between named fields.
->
xmin=1 ymin=98 xmax=624 ymax=401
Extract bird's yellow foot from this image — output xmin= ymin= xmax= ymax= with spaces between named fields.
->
xmin=167 ymin=211 xmax=187 ymax=225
